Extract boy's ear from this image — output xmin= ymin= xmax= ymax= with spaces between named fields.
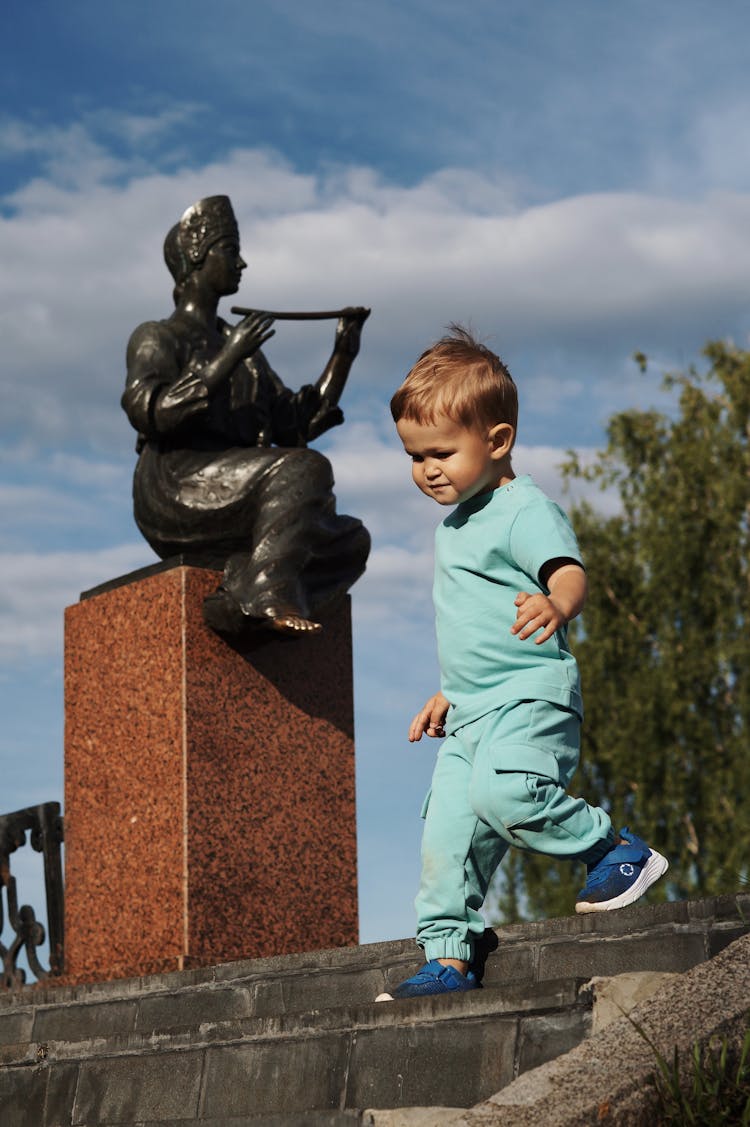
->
xmin=488 ymin=422 xmax=515 ymax=459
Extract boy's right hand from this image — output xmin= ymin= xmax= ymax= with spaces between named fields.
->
xmin=409 ymin=692 xmax=450 ymax=742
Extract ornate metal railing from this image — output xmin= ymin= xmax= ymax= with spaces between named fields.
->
xmin=0 ymin=803 xmax=64 ymax=989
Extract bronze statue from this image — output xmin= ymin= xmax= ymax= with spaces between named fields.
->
xmin=122 ymin=195 xmax=370 ymax=637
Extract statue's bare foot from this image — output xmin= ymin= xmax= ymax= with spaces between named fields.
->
xmin=204 ymin=588 xmax=322 ymax=638
xmin=269 ymin=614 xmax=323 ymax=636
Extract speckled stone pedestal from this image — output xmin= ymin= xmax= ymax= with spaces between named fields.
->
xmin=63 ymin=564 xmax=357 ymax=984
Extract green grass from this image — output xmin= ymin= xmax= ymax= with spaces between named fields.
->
xmin=632 ymin=1019 xmax=750 ymax=1124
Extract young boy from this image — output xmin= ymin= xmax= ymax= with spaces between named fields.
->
xmin=376 ymin=327 xmax=667 ymax=1001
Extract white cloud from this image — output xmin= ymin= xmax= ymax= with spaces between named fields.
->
xmin=0 ymin=426 xmax=619 ymax=669
xmin=0 ymin=117 xmax=726 ymax=682
xmin=2 ymin=122 xmax=750 ymax=458
xmin=353 ymin=545 xmax=435 ymax=630
xmin=0 ymin=545 xmax=155 ymax=661
xmin=0 ymin=486 xmax=97 ymax=548
xmin=324 ymin=419 xmax=616 ymax=536
xmin=0 ymin=446 xmax=140 ymax=555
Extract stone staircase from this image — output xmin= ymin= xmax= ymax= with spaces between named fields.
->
xmin=0 ymin=894 xmax=747 ymax=1126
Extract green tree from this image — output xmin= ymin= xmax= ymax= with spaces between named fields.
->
xmin=493 ymin=341 xmax=750 ymax=923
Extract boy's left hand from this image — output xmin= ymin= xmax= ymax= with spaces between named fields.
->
xmin=511 ymin=591 xmax=566 ymax=644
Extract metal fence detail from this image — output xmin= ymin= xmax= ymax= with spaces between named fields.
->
xmin=0 ymin=803 xmax=64 ymax=988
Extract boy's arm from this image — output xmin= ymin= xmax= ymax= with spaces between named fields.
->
xmin=408 ymin=692 xmax=450 ymax=742
xmin=511 ymin=558 xmax=587 ymax=645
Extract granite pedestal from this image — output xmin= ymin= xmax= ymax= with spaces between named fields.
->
xmin=63 ymin=563 xmax=358 ymax=983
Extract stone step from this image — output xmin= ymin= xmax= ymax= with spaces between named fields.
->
xmin=0 ymin=893 xmax=747 ymax=1126
xmin=2 ymin=893 xmax=744 ymax=1035
xmin=0 ymin=978 xmax=590 ymax=1125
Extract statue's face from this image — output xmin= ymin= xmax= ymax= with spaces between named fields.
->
xmin=200 ymin=237 xmax=246 ymax=296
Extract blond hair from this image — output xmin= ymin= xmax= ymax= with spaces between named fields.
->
xmin=391 ymin=325 xmax=517 ymax=433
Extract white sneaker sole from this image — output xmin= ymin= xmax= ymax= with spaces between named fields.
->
xmin=375 ymin=992 xmax=394 ymax=1002
xmin=575 ymin=849 xmax=669 ymax=914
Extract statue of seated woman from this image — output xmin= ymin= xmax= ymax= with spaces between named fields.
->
xmin=121 ymin=195 xmax=371 ymax=637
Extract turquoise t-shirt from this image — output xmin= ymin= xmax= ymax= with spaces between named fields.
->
xmin=434 ymin=474 xmax=583 ymax=731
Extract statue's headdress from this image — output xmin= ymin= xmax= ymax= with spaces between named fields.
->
xmin=164 ymin=195 xmax=239 ymax=284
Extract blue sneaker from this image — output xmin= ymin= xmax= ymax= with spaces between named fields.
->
xmin=576 ymin=827 xmax=668 ymax=913
xmin=375 ymin=960 xmax=479 ymax=1001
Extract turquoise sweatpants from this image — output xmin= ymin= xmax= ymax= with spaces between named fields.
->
xmin=416 ymin=699 xmax=614 ymax=962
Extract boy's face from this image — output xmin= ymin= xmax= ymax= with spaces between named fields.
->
xmin=396 ymin=413 xmax=513 ymax=506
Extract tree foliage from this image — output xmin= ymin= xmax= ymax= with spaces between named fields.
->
xmin=494 ymin=340 xmax=750 ymax=922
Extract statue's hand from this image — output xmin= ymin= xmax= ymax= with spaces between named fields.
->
xmin=156 ymin=374 xmax=205 ymax=414
xmin=334 ymin=307 xmax=370 ymax=360
xmin=224 ymin=312 xmax=276 ymax=364
xmin=155 ymin=369 xmax=210 ymax=425
xmin=314 ymin=307 xmax=369 ymax=414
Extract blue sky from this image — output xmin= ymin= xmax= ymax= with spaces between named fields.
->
xmin=3 ymin=0 xmax=750 ymax=972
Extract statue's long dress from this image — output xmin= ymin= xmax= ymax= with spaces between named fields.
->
xmin=122 ymin=313 xmax=370 ymax=621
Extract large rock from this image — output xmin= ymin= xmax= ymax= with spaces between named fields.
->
xmin=452 ymin=930 xmax=750 ymax=1126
